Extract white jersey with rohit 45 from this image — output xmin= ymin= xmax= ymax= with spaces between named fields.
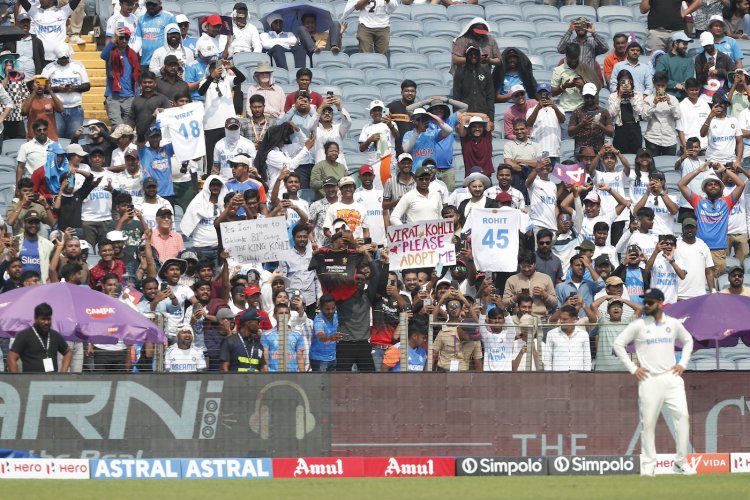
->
xmin=613 ymin=315 xmax=693 ymax=375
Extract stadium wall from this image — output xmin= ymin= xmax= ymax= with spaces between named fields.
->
xmin=1 ymin=373 xmax=748 ymax=458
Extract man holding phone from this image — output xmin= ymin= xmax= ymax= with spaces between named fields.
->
xmin=557 ymin=17 xmax=608 ymax=69
xmin=702 ymin=91 xmax=743 ymax=169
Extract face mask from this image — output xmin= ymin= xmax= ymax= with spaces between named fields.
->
xmin=225 ymin=127 xmax=240 ymax=143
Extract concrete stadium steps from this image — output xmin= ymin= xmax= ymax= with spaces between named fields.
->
xmin=69 ymin=34 xmax=109 ymax=125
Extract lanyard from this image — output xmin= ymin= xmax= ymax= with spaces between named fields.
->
xmin=250 ymin=119 xmax=268 ymax=143
xmin=239 ymin=335 xmax=256 ymax=362
xmin=32 ymin=327 xmax=50 ymax=358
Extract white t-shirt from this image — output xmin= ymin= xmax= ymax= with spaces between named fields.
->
xmin=80 ymin=169 xmax=115 ymax=222
xmin=640 ymin=193 xmax=678 ymax=235
xmin=594 ymin=169 xmax=628 ymax=223
xmin=526 ymin=105 xmax=561 ymax=157
xmin=114 ymin=169 xmax=144 ymax=198
xmin=485 ymin=185 xmax=526 ymax=211
xmin=625 ymin=230 xmax=660 ymax=261
xmin=739 ymin=108 xmax=750 ymax=158
xmin=165 ymin=344 xmax=207 ymax=372
xmin=323 ymin=201 xmax=369 ymax=238
xmin=593 ymin=244 xmax=619 ymax=268
xmin=202 ymin=76 xmax=237 ymax=131
xmin=627 ymin=170 xmax=651 ymax=204
xmin=286 ymin=198 xmax=310 ymax=229
xmin=676 ymin=237 xmax=713 ymax=299
xmin=447 ymin=187 xmax=470 ymax=208
xmin=677 ymin=97 xmax=710 ymax=150
xmin=29 ymin=4 xmax=73 ymax=60
xmin=213 ymin=136 xmax=257 ymax=180
xmin=724 ymin=184 xmax=747 ymax=235
xmin=479 ymin=314 xmax=517 ymax=372
xmin=134 ymin=196 xmax=172 ymax=230
xmin=677 ymin=158 xmax=708 ymax=208
xmin=581 ymin=210 xmax=617 ymax=242
xmin=355 ymin=187 xmax=386 ymax=245
xmin=164 ymin=283 xmax=195 ymax=338
xmin=528 ymin=177 xmax=557 ymax=231
xmin=649 ymin=254 xmax=684 ymax=305
xmin=41 ymin=61 xmax=89 ymax=108
xmin=706 ymin=115 xmax=741 ymax=163
xmin=359 ymin=122 xmax=395 ymax=167
xmin=358 ymin=0 xmax=398 ymax=28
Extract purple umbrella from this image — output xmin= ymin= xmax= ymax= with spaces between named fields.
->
xmin=0 ymin=283 xmax=166 ymax=345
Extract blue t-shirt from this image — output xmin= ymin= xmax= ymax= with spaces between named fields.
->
xmin=225 ymin=178 xmax=265 ymax=217
xmin=499 ymin=72 xmax=522 ymax=94
xmin=184 ymin=60 xmax=208 ymax=102
xmin=310 ymin=312 xmax=338 ymax=362
xmin=101 ymin=42 xmax=134 ymax=97
xmin=429 ymin=112 xmax=459 ymax=169
xmin=136 ymin=10 xmax=176 ymax=64
xmin=385 ymin=342 xmax=427 ymax=372
xmin=261 ymin=328 xmax=306 ymax=372
xmin=20 ymin=238 xmax=40 ymax=275
xmin=624 ymin=267 xmax=645 ymax=306
xmin=712 ymin=36 xmax=743 ymax=63
xmin=139 ymin=145 xmax=175 ymax=197
xmin=689 ymin=193 xmax=734 ymax=249
xmin=402 ymin=128 xmax=441 ymax=171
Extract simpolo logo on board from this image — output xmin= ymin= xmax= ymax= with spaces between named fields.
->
xmin=548 ymin=456 xmax=639 ymax=476
xmin=456 ymin=457 xmax=548 ymax=476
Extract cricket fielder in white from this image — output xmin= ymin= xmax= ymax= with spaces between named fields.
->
xmin=613 ymin=288 xmax=695 ymax=476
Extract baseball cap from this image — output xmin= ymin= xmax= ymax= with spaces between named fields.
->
xmin=124 ymin=146 xmax=138 ymax=158
xmin=414 ymin=166 xmax=432 ymax=177
xmin=509 ymin=84 xmax=525 ymax=96
xmin=358 ymin=164 xmax=374 ymax=175
xmin=671 ymin=31 xmax=692 ymax=42
xmin=368 ymin=99 xmax=385 ymax=111
xmin=423 ymin=158 xmax=436 ymax=168
xmin=155 ymin=206 xmax=172 ymax=217
xmin=700 ymin=31 xmax=715 ymax=47
xmin=583 ymin=191 xmax=601 ymax=204
xmin=713 ymin=90 xmax=730 ymax=105
xmin=464 ymin=44 xmax=480 ymax=55
xmin=338 ymin=176 xmax=356 ymax=188
xmin=594 ymin=254 xmax=612 ymax=267
xmin=495 ymin=191 xmax=512 ymax=204
xmin=163 ymin=54 xmax=179 ymax=66
xmin=177 ymin=324 xmax=194 ymax=334
xmin=728 ymin=266 xmax=744 ymax=275
xmin=111 ymin=123 xmax=134 ymax=139
xmin=106 ymin=230 xmax=126 ymax=242
xmin=215 ymin=308 xmax=237 ymax=321
xmin=582 ymin=83 xmax=598 ymax=96
xmin=65 ymin=143 xmax=88 ymax=157
xmin=397 ymin=152 xmax=413 ymax=162
xmin=229 ymin=153 xmax=252 ymax=166
xmin=470 ymin=22 xmax=490 ymax=36
xmin=196 ymin=39 xmax=220 ymax=57
xmin=605 ymin=276 xmax=624 ymax=286
xmin=411 ymin=107 xmax=428 ymax=120
xmin=225 ymin=117 xmax=240 ymax=128
xmin=79 ymin=240 xmax=91 ymax=251
xmin=206 ymin=14 xmax=223 ymax=26
xmin=640 ymin=288 xmax=666 ymax=301
xmin=649 ymin=171 xmax=665 ymax=181
xmin=146 ymin=126 xmax=161 ymax=137
xmin=536 ymin=83 xmax=552 ymax=94
xmin=682 ymin=217 xmax=697 ymax=227
xmin=243 ymin=285 xmax=261 ymax=297
xmin=15 ymin=12 xmax=29 ymax=22
xmin=239 ymin=308 xmax=260 ymax=322
xmin=322 ymin=176 xmax=338 ymax=187
xmin=175 ymin=14 xmax=190 ymax=24
xmin=331 ymin=219 xmax=349 ymax=232
xmin=575 ymin=241 xmax=595 ymax=252
xmin=143 ymin=177 xmax=159 ymax=188
xmin=23 ymin=210 xmax=41 ymax=221
xmin=88 ymin=146 xmax=106 ymax=157
xmin=636 ymin=147 xmax=652 ymax=157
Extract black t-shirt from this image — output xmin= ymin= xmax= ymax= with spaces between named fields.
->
xmin=386 ymin=99 xmax=414 ymax=156
xmin=219 ymin=333 xmax=266 ymax=372
xmin=308 ymin=249 xmax=364 ymax=301
xmin=10 ymin=327 xmax=69 ymax=372
xmin=647 ymin=0 xmax=684 ymax=30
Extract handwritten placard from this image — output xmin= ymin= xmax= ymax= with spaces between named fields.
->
xmin=386 ymin=219 xmax=456 ymax=271
xmin=220 ymin=217 xmax=291 ymax=265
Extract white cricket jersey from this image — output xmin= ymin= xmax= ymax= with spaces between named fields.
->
xmin=594 ymin=169 xmax=628 ymax=223
xmin=213 ymin=136 xmax=256 ymax=180
xmin=358 ymin=0 xmax=398 ymax=28
xmin=355 ymin=187 xmax=386 ymax=245
xmin=41 ymin=61 xmax=89 ymax=108
xmin=625 ymin=231 xmax=659 ymax=261
xmin=526 ymin=105 xmax=561 ymax=157
xmin=286 ymin=198 xmax=310 ymax=229
xmin=649 ymin=254 xmax=683 ymax=305
xmin=80 ymin=169 xmax=115 ymax=222
xmin=135 ymin=196 xmax=172 ymax=230
xmin=479 ymin=314 xmax=517 ymax=372
xmin=29 ymin=4 xmax=73 ymax=60
xmin=581 ymin=210 xmax=617 ymax=242
xmin=677 ymin=97 xmax=710 ymax=150
xmin=676 ymin=237 xmax=713 ymax=299
xmin=706 ymin=115 xmax=741 ymax=163
xmin=613 ymin=314 xmax=693 ymax=375
xmin=165 ymin=344 xmax=206 ymax=372
xmin=640 ymin=193 xmax=678 ymax=235
xmin=202 ymin=77 xmax=236 ymax=131
xmin=627 ymin=170 xmax=651 ymax=205
xmin=528 ymin=177 xmax=557 ymax=231
xmin=485 ymin=186 xmax=526 ymax=211
xmin=164 ymin=284 xmax=194 ymax=338
xmin=724 ymin=184 xmax=748 ymax=234
xmin=359 ymin=122 xmax=395 ymax=166
xmin=157 ymin=102 xmax=207 ymax=161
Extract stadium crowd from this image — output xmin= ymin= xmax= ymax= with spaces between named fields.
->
xmin=2 ymin=0 xmax=750 ymax=374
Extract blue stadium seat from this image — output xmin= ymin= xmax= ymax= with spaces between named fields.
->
xmin=523 ymin=5 xmax=560 ymax=22
xmin=534 ymin=69 xmax=552 ymax=84
xmin=3 ymin=138 xmax=24 ymax=156
xmin=410 ymin=4 xmax=448 ymax=21
xmin=312 ymin=52 xmax=350 ymax=69
xmin=428 ymin=52 xmax=452 ymax=72
xmin=535 ymin=22 xmax=570 ymax=39
xmin=365 ymin=68 xmax=404 ymax=87
xmin=405 ymin=68 xmax=444 ymax=86
xmin=412 ymin=37 xmax=453 ymax=55
xmin=500 ymin=22 xmax=537 ymax=39
xmin=544 ymin=53 xmax=563 ymax=70
xmin=494 ymin=37 xmax=530 ymax=52
xmin=347 ymin=119 xmax=369 ymax=141
xmin=311 ymin=68 xmax=329 ymax=85
xmin=654 ymin=155 xmax=680 ymax=171
xmin=328 ymin=68 xmax=366 ymax=86
xmin=631 ymin=5 xmax=648 ymax=23
xmin=446 ymin=4 xmax=485 ymax=23
xmin=342 ymin=85 xmax=383 ymax=107
xmin=271 ymin=67 xmax=289 ymax=85
xmin=559 ymin=5 xmax=597 ymax=23
xmin=220 ymin=1 xmax=253 ymax=16
xmin=182 ymin=1 xmax=219 ymax=19
xmin=528 ymin=54 xmax=545 ymax=71
xmin=418 ymin=84 xmax=451 ymax=97
xmin=350 ymin=53 xmax=389 ymax=70
xmin=422 ymin=20 xmax=461 ymax=40
xmin=737 ymin=39 xmax=750 ymax=57
xmin=608 ymin=22 xmax=648 ymax=42
xmin=389 ymin=52 xmax=429 ymax=71
xmin=380 ymin=84 xmax=403 ymax=103
xmin=387 ymin=37 xmax=414 ymax=54
xmin=529 ymin=38 xmax=563 ymax=56
xmin=390 ymin=20 xmax=422 ymax=39
xmin=257 ymin=3 xmax=283 ymax=19
xmin=344 ymin=36 xmax=361 ymax=55
xmin=0 ymin=156 xmax=16 ymax=171
xmin=319 ymin=84 xmax=344 ymax=98
xmin=342 ymin=101 xmax=369 ymax=120
xmin=597 ymin=5 xmax=635 ymax=23
xmin=441 ymin=71 xmax=453 ymax=85
xmin=162 ymin=1 xmax=182 ymax=14
xmin=390 ymin=5 xmax=412 ymax=21
xmin=346 ymin=152 xmax=369 ymax=169
xmin=484 ymin=4 xmax=522 ymax=23
xmin=232 ymin=52 xmax=270 ymax=73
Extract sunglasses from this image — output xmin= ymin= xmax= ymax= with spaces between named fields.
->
xmin=643 ymin=300 xmax=657 ymax=306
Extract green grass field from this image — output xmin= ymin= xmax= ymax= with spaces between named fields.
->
xmin=5 ymin=475 xmax=750 ymax=500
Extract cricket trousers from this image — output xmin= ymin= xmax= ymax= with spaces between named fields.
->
xmin=639 ymin=372 xmax=690 ymax=474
